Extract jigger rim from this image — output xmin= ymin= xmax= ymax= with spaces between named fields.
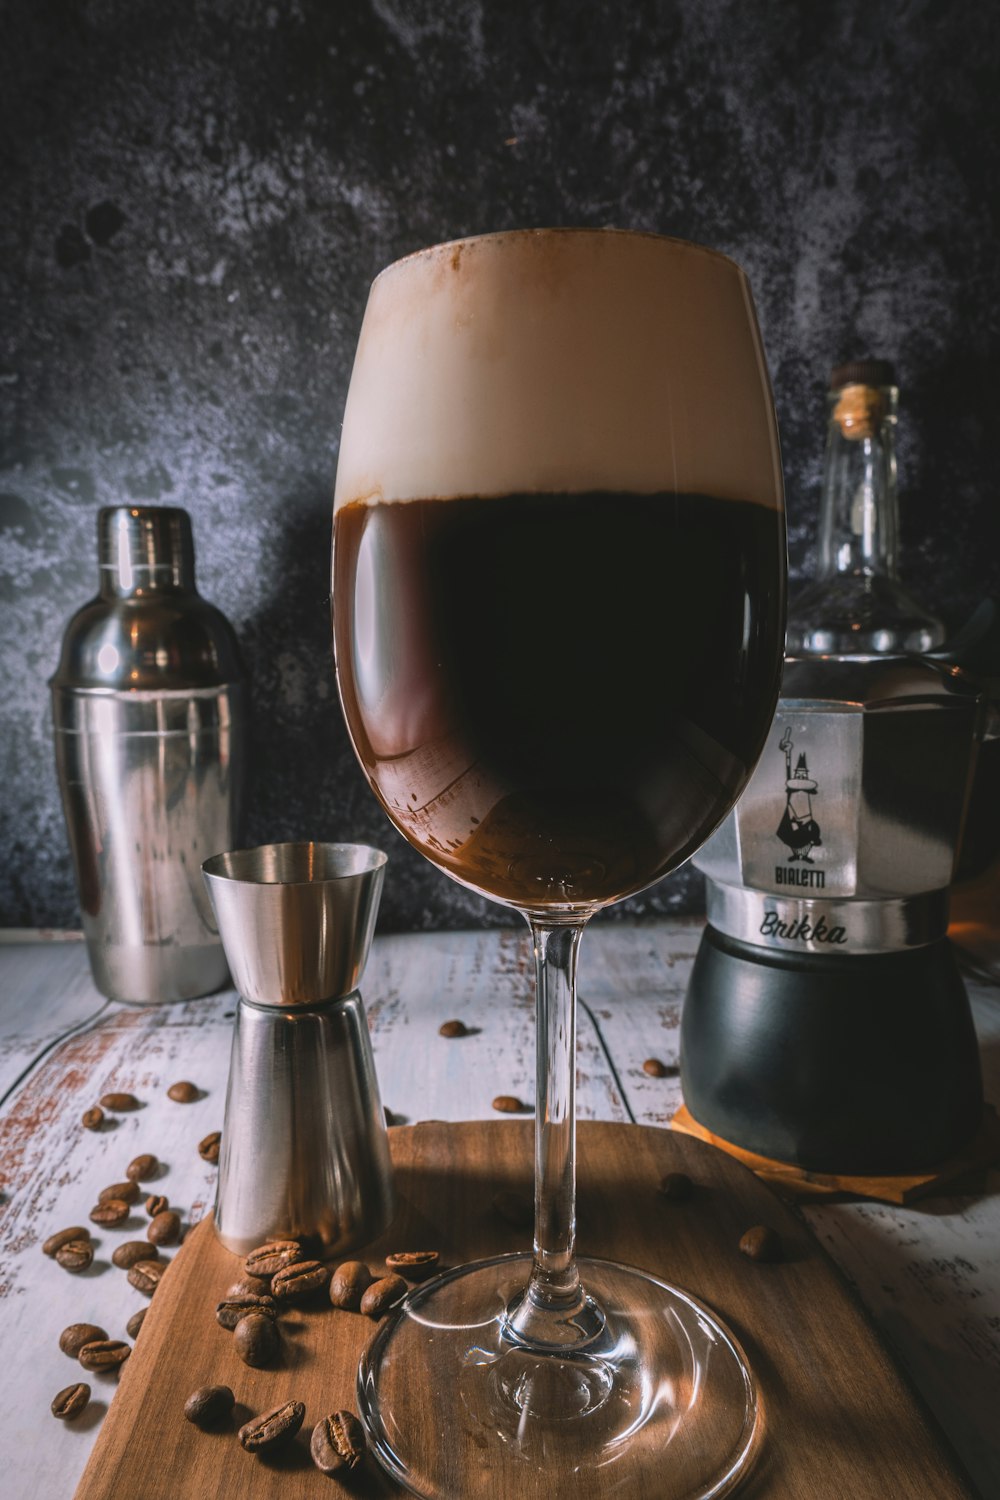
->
xmin=202 ymin=841 xmax=388 ymax=887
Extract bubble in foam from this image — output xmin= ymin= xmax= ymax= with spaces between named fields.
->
xmin=334 ymin=229 xmax=782 ymax=513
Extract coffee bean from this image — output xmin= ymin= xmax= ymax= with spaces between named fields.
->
xmin=739 ymin=1225 xmax=783 ymax=1264
xmin=126 ymin=1308 xmax=146 ymax=1340
xmin=89 ymin=1199 xmax=130 ymax=1227
xmin=127 ymin=1259 xmax=166 ymax=1294
xmin=147 ymin=1210 xmax=181 ymax=1246
xmin=233 ymin=1312 xmax=279 ymax=1368
xmin=360 ymin=1274 xmax=407 ymax=1318
xmin=113 ymin=1240 xmax=160 ymax=1270
xmin=55 ymin=1240 xmax=94 ymax=1273
xmin=98 ymin=1180 xmax=140 ymax=1206
xmin=311 ymin=1410 xmax=366 ymax=1474
xmin=438 ymin=1019 xmax=469 ymax=1038
xmin=198 ymin=1130 xmax=221 ymax=1163
xmin=145 ymin=1194 xmax=169 ymax=1218
xmin=329 ymin=1261 xmax=373 ymax=1311
xmin=270 ymin=1259 xmax=330 ymax=1302
xmin=216 ymin=1295 xmax=278 ymax=1330
xmin=126 ymin=1153 xmax=158 ymax=1182
xmin=385 ymin=1250 xmax=439 ymax=1281
xmin=43 ymin=1226 xmax=91 ymax=1258
xmin=226 ymin=1274 xmax=270 ymax=1299
xmin=100 ymin=1092 xmax=139 ymax=1111
xmin=59 ymin=1323 xmax=108 ymax=1358
xmin=659 ymin=1172 xmax=694 ymax=1201
xmin=642 ymin=1057 xmax=673 ymax=1077
xmin=168 ymin=1080 xmax=200 ymax=1103
xmin=78 ymin=1338 xmax=131 ymax=1370
xmin=492 ymin=1094 xmax=525 ymax=1113
xmin=239 ymin=1399 xmax=305 ymax=1453
xmin=184 ymin=1384 xmax=235 ymax=1429
xmin=51 ymin=1382 xmax=90 ymax=1420
xmin=244 ymin=1240 xmax=302 ymax=1280
xmin=492 ymin=1190 xmax=533 ymax=1229
xmin=81 ymin=1107 xmax=104 ymax=1131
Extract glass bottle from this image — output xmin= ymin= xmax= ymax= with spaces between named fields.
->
xmin=785 ymin=359 xmax=944 ymax=655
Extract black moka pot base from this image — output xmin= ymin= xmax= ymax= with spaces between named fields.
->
xmin=679 ymin=925 xmax=985 ymax=1183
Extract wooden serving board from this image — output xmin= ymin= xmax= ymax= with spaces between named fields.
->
xmin=75 ymin=1121 xmax=974 ymax=1500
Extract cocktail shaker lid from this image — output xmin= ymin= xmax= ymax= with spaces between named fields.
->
xmin=50 ymin=505 xmax=245 ymax=693
xmin=98 ymin=506 xmax=195 ymax=592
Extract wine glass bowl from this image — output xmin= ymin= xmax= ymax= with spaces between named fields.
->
xmin=332 ymin=228 xmax=785 ymax=1498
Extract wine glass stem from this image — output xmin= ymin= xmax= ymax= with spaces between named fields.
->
xmin=504 ymin=917 xmax=605 ymax=1350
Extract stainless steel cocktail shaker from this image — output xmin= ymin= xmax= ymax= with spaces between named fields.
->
xmin=50 ymin=506 xmax=247 ymax=1004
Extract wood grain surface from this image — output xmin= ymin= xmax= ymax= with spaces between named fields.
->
xmin=3 ymin=924 xmax=999 ymax=1499
xmin=74 ymin=1120 xmax=975 ymax=1500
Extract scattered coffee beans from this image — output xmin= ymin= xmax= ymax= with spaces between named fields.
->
xmin=438 ymin=1019 xmax=469 ymax=1038
xmin=492 ymin=1095 xmax=525 ymax=1113
xmin=55 ymin=1240 xmax=94 ymax=1273
xmin=147 ymin=1210 xmax=181 ymax=1247
xmin=244 ymin=1240 xmax=302 ymax=1280
xmin=113 ymin=1241 xmax=159 ymax=1270
xmin=360 ymin=1274 xmax=407 ymax=1318
xmin=271 ymin=1259 xmax=330 ymax=1301
xmin=216 ymin=1295 xmax=278 ymax=1331
xmin=78 ymin=1338 xmax=131 ymax=1371
xmin=234 ymin=1313 xmax=279 ymax=1368
xmin=81 ymin=1107 xmax=104 ymax=1131
xmin=659 ymin=1172 xmax=694 ymax=1201
xmin=126 ymin=1308 xmax=147 ymax=1340
xmin=89 ymin=1199 xmax=130 ymax=1227
xmin=100 ymin=1092 xmax=139 ymax=1111
xmin=492 ymin=1190 xmax=533 ymax=1229
xmin=642 ymin=1057 xmax=673 ymax=1078
xmin=168 ymin=1080 xmax=200 ymax=1103
xmin=98 ymin=1181 xmax=139 ymax=1206
xmin=126 ymin=1153 xmax=158 ymax=1182
xmin=145 ymin=1194 xmax=169 ymax=1218
xmin=239 ymin=1399 xmax=305 ymax=1453
xmin=43 ymin=1226 xmax=91 ymax=1258
xmin=739 ymin=1225 xmax=783 ymax=1264
xmin=127 ymin=1259 xmax=166 ymax=1295
xmin=59 ymin=1323 xmax=108 ymax=1358
xmin=198 ymin=1131 xmax=221 ymax=1164
xmin=311 ymin=1411 xmax=366 ymax=1474
xmin=184 ymin=1384 xmax=235 ymax=1429
xmin=329 ymin=1261 xmax=373 ymax=1311
xmin=51 ymin=1382 xmax=90 ymax=1420
xmin=226 ymin=1274 xmax=270 ymax=1299
xmin=385 ymin=1250 xmax=439 ymax=1280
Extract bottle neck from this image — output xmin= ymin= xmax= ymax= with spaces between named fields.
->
xmin=97 ymin=506 xmax=196 ymax=598
xmin=816 ymin=382 xmax=899 ymax=583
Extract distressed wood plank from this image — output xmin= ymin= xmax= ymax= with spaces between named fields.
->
xmin=0 ymin=937 xmax=110 ymax=1100
xmin=0 ymin=928 xmax=623 ymax=1500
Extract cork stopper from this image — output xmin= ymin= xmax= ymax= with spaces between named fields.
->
xmin=829 ymin=359 xmax=897 ymax=441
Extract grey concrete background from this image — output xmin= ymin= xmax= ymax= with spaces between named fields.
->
xmin=2 ymin=0 xmax=998 ymax=932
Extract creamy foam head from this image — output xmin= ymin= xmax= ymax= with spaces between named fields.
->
xmin=334 ymin=229 xmax=782 ymax=511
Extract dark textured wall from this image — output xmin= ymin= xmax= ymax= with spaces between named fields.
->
xmin=2 ymin=0 xmax=998 ymax=932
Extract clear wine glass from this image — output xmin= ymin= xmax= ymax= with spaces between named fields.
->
xmin=331 ymin=228 xmax=786 ymax=1499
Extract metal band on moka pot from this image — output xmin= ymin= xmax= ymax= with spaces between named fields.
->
xmin=703 ymin=881 xmax=950 ymax=957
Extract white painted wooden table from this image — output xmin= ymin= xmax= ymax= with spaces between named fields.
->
xmin=1 ymin=920 xmax=998 ymax=1499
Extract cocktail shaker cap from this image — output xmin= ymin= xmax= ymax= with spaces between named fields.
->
xmin=50 ymin=504 xmax=244 ymax=693
xmin=829 ymin=359 xmax=896 ymax=390
xmin=98 ymin=505 xmax=195 ymax=592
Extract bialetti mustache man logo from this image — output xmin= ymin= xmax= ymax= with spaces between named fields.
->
xmin=773 ymin=727 xmax=826 ymax=888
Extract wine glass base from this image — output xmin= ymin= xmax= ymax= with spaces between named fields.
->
xmin=358 ymin=1253 xmax=760 ymax=1499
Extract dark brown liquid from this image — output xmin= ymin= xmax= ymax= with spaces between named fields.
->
xmin=333 ymin=491 xmax=784 ymax=909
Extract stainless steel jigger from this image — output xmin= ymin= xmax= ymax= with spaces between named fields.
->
xmin=202 ymin=842 xmax=394 ymax=1257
